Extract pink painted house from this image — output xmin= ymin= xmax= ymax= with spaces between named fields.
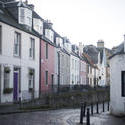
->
xmin=40 ymin=21 xmax=55 ymax=94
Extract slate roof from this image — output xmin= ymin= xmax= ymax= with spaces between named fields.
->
xmin=82 ymin=52 xmax=97 ymax=68
xmin=33 ymin=11 xmax=44 ymax=20
xmin=83 ymin=45 xmax=113 ymax=64
xmin=71 ymin=51 xmax=79 ymax=58
xmin=0 ymin=1 xmax=59 ymax=48
xmin=83 ymin=45 xmax=98 ymax=64
xmin=60 ymin=48 xmax=70 ymax=56
xmin=109 ymin=42 xmax=125 ymax=59
xmin=0 ymin=6 xmax=40 ymax=37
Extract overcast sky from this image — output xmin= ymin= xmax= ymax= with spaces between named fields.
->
xmin=28 ymin=0 xmax=125 ymax=48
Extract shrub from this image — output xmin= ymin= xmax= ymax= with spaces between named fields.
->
xmin=3 ymin=88 xmax=13 ymax=94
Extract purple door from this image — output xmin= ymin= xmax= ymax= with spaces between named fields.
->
xmin=13 ymin=72 xmax=18 ymax=101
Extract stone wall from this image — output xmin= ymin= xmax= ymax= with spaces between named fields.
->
xmin=21 ymin=87 xmax=109 ymax=109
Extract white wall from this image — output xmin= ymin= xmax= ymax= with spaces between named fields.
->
xmin=110 ymin=54 xmax=125 ymax=116
xmin=0 ymin=22 xmax=39 ymax=103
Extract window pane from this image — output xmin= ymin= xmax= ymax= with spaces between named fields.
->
xmin=29 ymin=69 xmax=34 ymax=89
xmin=4 ymin=72 xmax=9 ymax=89
xmin=29 ymin=38 xmax=35 ymax=59
xmin=122 ymin=71 xmax=125 ymax=97
xmin=14 ymin=32 xmax=21 ymax=56
xmin=46 ymin=43 xmax=48 ymax=59
xmin=45 ymin=71 xmax=48 ymax=85
xmin=20 ymin=8 xmax=25 ymax=23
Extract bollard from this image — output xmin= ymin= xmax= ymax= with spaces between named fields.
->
xmin=103 ymin=101 xmax=105 ymax=112
xmin=96 ymin=102 xmax=99 ymax=114
xmin=91 ymin=103 xmax=93 ymax=115
xmin=19 ymin=97 xmax=21 ymax=109
xmin=83 ymin=102 xmax=86 ymax=116
xmin=86 ymin=108 xmax=90 ymax=125
xmin=80 ymin=103 xmax=84 ymax=124
xmin=107 ymin=101 xmax=109 ymax=111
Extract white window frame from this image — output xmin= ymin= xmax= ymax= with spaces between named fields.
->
xmin=14 ymin=32 xmax=21 ymax=57
xmin=29 ymin=38 xmax=35 ymax=59
xmin=4 ymin=70 xmax=10 ymax=89
xmin=19 ymin=8 xmax=25 ymax=24
xmin=29 ymin=69 xmax=34 ymax=91
xmin=45 ymin=29 xmax=54 ymax=42
xmin=19 ymin=7 xmax=32 ymax=27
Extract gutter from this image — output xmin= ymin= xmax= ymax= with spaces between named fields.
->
xmin=0 ymin=20 xmax=39 ymax=38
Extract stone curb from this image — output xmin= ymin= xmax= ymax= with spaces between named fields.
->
xmin=0 ymin=108 xmax=57 ymax=115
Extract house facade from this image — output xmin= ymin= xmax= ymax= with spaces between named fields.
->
xmin=110 ymin=38 xmax=125 ymax=116
xmin=70 ymin=45 xmax=80 ymax=85
xmin=40 ymin=21 xmax=55 ymax=94
xmin=83 ymin=52 xmax=98 ymax=86
xmin=79 ymin=42 xmax=87 ymax=85
xmin=0 ymin=1 xmax=40 ymax=103
xmin=54 ymin=34 xmax=70 ymax=92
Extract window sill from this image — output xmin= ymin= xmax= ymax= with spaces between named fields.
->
xmin=29 ymin=57 xmax=35 ymax=61
xmin=14 ymin=55 xmax=21 ymax=58
xmin=3 ymin=88 xmax=13 ymax=94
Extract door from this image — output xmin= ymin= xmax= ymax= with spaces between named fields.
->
xmin=13 ymin=72 xmax=18 ymax=101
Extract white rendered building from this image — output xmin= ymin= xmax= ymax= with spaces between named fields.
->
xmin=110 ymin=37 xmax=125 ymax=116
xmin=0 ymin=1 xmax=40 ymax=103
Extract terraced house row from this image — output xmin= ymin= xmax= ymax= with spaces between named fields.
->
xmin=0 ymin=0 xmax=112 ymax=103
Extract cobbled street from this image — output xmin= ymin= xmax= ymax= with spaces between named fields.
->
xmin=0 ymin=109 xmax=80 ymax=125
xmin=0 ymin=104 xmax=125 ymax=125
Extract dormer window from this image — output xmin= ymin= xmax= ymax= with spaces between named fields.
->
xmin=18 ymin=7 xmax=32 ymax=27
xmin=45 ymin=29 xmax=54 ymax=42
xmin=56 ymin=37 xmax=63 ymax=48
xmin=33 ymin=18 xmax=43 ymax=35
xmin=20 ymin=8 xmax=25 ymax=23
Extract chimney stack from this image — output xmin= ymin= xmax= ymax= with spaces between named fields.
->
xmin=28 ymin=4 xmax=34 ymax=10
xmin=79 ymin=42 xmax=84 ymax=55
xmin=25 ymin=0 xmax=28 ymax=5
xmin=46 ymin=20 xmax=53 ymax=29
xmin=97 ymin=40 xmax=104 ymax=48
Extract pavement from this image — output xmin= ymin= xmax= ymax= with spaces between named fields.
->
xmin=0 ymin=103 xmax=125 ymax=125
xmin=0 ymin=103 xmax=20 ymax=114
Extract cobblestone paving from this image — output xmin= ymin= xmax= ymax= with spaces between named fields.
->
xmin=0 ymin=109 xmax=80 ymax=125
xmin=0 ymin=104 xmax=125 ymax=125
